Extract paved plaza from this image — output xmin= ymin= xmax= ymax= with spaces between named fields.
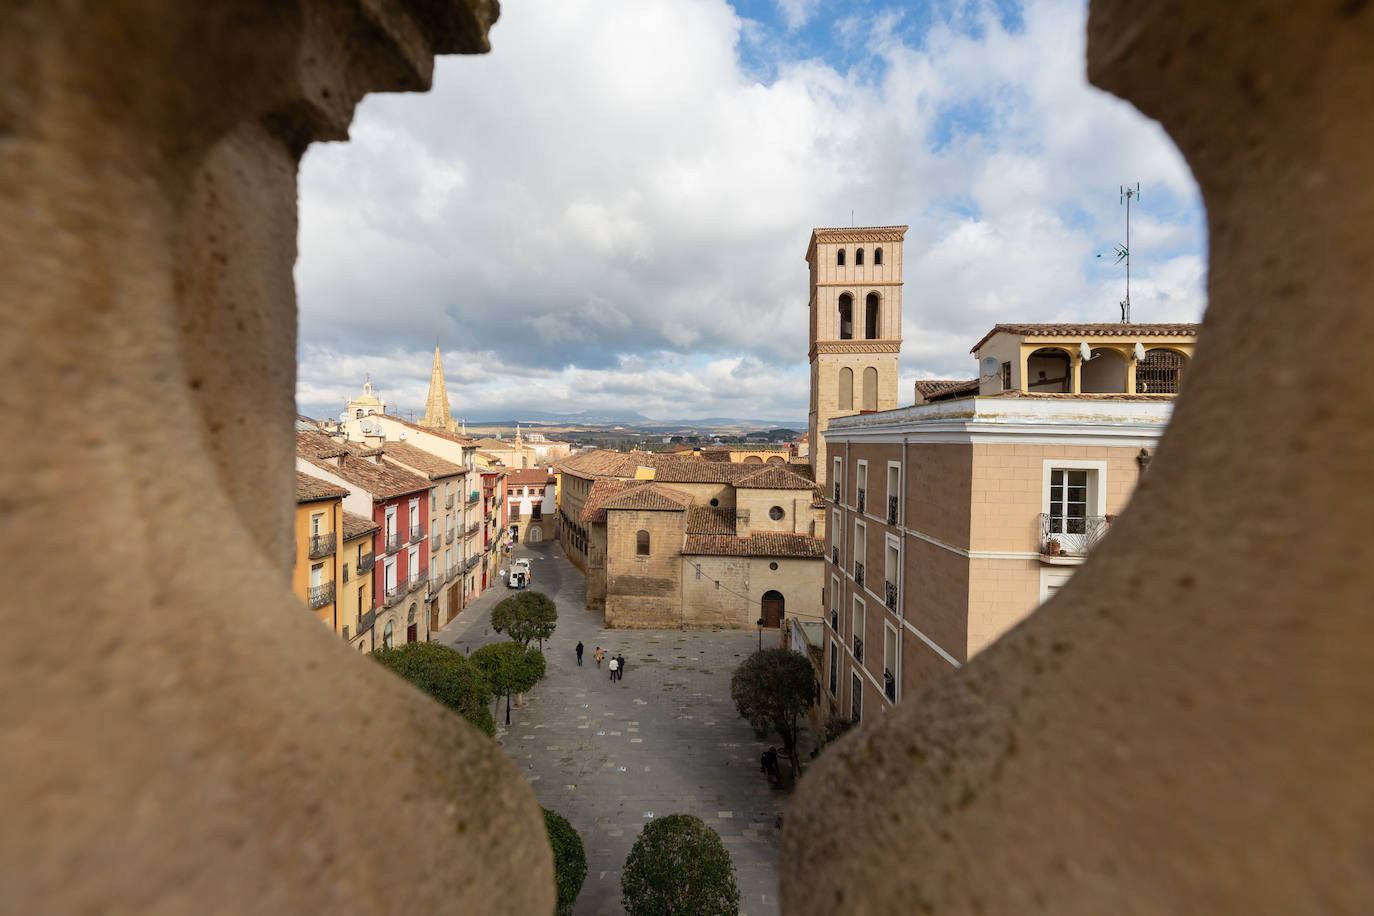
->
xmin=436 ymin=540 xmax=793 ymax=916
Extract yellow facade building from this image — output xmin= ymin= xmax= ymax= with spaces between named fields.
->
xmin=294 ymin=472 xmax=345 ymax=631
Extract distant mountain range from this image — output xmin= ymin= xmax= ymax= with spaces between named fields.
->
xmin=300 ymin=402 xmax=805 ymax=431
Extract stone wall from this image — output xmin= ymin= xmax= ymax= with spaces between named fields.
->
xmin=680 ymin=555 xmax=823 ymax=629
xmin=604 ymin=509 xmax=684 ymax=626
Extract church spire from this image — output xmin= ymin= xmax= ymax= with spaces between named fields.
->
xmin=420 ymin=346 xmax=452 ymax=429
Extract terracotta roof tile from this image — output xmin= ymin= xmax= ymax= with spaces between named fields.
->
xmin=970 ymin=322 xmax=1200 ymax=353
xmin=600 ymin=483 xmax=693 ymax=512
xmin=915 ymin=378 xmax=978 ymax=400
xmin=298 ymin=454 xmax=430 ymax=502
xmin=379 ymin=440 xmax=466 ymax=479
xmin=296 ymin=471 xmax=347 ymax=503
xmin=296 ymin=429 xmax=353 ymax=460
xmin=506 ymin=468 xmax=555 ymax=486
xmin=580 ymin=479 xmax=642 ymax=523
xmin=685 ymin=507 xmax=737 ymax=535
xmin=342 ymin=511 xmax=380 ymax=541
xmin=650 ymin=461 xmax=757 ymax=484
xmin=733 ymin=465 xmax=816 ymax=490
xmin=682 ymin=533 xmax=826 ymax=558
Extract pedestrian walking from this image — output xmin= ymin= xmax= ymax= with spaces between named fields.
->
xmin=576 ymin=641 xmax=584 ymax=666
xmin=594 ymin=646 xmax=604 ymax=668
xmin=616 ymin=654 xmax=626 ymax=681
xmin=608 ymin=656 xmax=619 ymax=681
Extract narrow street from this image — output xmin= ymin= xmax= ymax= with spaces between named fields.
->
xmin=436 ymin=539 xmax=787 ymax=916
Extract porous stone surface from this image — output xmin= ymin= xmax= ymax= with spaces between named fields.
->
xmin=0 ymin=2 xmax=555 ymax=914
xmin=783 ymin=1 xmax=1374 ymax=912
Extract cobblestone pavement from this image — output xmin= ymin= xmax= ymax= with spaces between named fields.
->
xmin=436 ymin=540 xmax=789 ymax=916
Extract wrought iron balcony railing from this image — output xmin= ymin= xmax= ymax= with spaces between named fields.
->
xmin=383 ymin=582 xmax=404 ymax=607
xmin=446 ymin=494 xmax=455 ymax=508
xmin=408 ymin=574 xmax=427 ymax=593
xmin=307 ymin=581 xmax=335 ymax=609
xmin=832 ymin=546 xmax=840 ymax=567
xmin=829 ymin=609 xmax=838 ymax=631
xmin=833 ymin=482 xmax=841 ymax=503
xmin=853 ymin=560 xmax=864 ymax=588
xmin=357 ymin=609 xmax=375 ymax=635
xmin=853 ymin=635 xmax=864 ymax=664
xmin=887 ymin=495 xmax=899 ymax=526
xmin=385 ymin=530 xmax=404 ymax=553
xmin=884 ymin=668 xmax=896 ymax=702
xmin=885 ymin=580 xmax=898 ymax=612
xmin=467 ymin=522 xmax=480 ymax=536
xmin=308 ymin=532 xmax=336 ymax=559
xmin=357 ymin=553 xmax=374 ymax=575
xmin=447 ymin=564 xmax=461 ymax=582
xmin=410 ymin=525 xmax=424 ymax=544
xmin=1038 ymin=513 xmax=1109 ymax=558
xmin=467 ymin=492 xmax=480 ymax=505
xmin=446 ymin=530 xmax=454 ymax=544
xmin=857 ymin=487 xmax=866 ymax=514
xmin=430 ymin=534 xmax=440 ymax=552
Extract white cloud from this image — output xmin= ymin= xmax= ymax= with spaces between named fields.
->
xmin=296 ymin=0 xmax=1206 ymax=421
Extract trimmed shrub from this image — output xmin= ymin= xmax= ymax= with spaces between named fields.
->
xmin=621 ymin=814 xmax=739 ymax=916
xmin=470 ymin=641 xmax=545 ymax=696
xmin=542 ymin=808 xmax=587 ymax=916
xmin=730 ymin=647 xmax=815 ymax=774
xmin=491 ymin=590 xmax=558 ymax=646
xmin=370 ymin=642 xmax=493 ymax=736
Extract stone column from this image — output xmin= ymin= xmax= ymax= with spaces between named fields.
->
xmin=2 ymin=2 xmax=554 ymax=913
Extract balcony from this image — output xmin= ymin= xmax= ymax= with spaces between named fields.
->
xmin=431 ymin=574 xmax=445 ymax=592
xmin=884 ymin=668 xmax=896 ymax=702
xmin=408 ymin=574 xmax=427 ymax=593
xmin=308 ymin=532 xmax=336 ymax=559
xmin=384 ymin=530 xmax=404 ymax=553
xmin=466 ymin=522 xmax=480 ymax=536
xmin=1038 ymin=513 xmax=1109 ymax=563
xmin=467 ymin=492 xmax=479 ymax=505
xmin=853 ymin=635 xmax=864 ymax=664
xmin=832 ymin=546 xmax=840 ymax=568
xmin=357 ymin=552 xmax=375 ymax=575
xmin=853 ymin=560 xmax=864 ymax=588
xmin=463 ymin=556 xmax=480 ymax=572
xmin=887 ymin=495 xmax=899 ymax=526
xmin=446 ymin=530 xmax=454 ymax=544
xmin=446 ymin=494 xmax=455 ymax=508
xmin=356 ymin=609 xmax=375 ymax=635
xmin=307 ymin=581 xmax=335 ymax=610
xmin=885 ymin=580 xmax=898 ymax=612
xmin=384 ymin=582 xmax=404 ymax=607
xmin=430 ymin=534 xmax=440 ymax=552
xmin=833 ymin=482 xmax=841 ymax=503
xmin=829 ymin=608 xmax=838 ymax=631
xmin=857 ymin=487 xmax=866 ymax=514
xmin=410 ymin=525 xmax=424 ymax=544
xmin=447 ymin=564 xmax=461 ymax=582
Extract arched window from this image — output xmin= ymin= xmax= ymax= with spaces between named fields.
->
xmin=383 ymin=620 xmax=394 ymax=648
xmin=355 ymin=410 xmax=363 ymax=419
xmin=836 ymin=248 xmax=846 ymax=266
xmin=636 ymin=530 xmax=650 ymax=556
xmin=856 ymin=248 xmax=864 ymax=266
xmin=407 ymin=605 xmax=415 ymax=623
xmin=865 ymin=293 xmax=880 ymax=339
xmin=761 ymin=590 xmax=785 ymax=627
xmin=862 ymin=367 xmax=878 ymax=411
xmin=838 ymin=368 xmax=854 ymax=410
xmin=838 ymin=294 xmax=853 ymax=340
xmin=874 ymin=247 xmax=883 ymax=265
xmin=1136 ymin=349 xmax=1188 ymax=393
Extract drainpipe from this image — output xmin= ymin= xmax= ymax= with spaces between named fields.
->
xmin=898 ymin=435 xmax=908 ymax=703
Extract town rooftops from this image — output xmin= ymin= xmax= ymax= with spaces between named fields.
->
xmin=342 ymin=511 xmax=380 ymax=541
xmin=600 ymin=483 xmax=694 ymax=513
xmin=379 ymin=440 xmax=466 ymax=479
xmin=733 ymin=465 xmax=815 ymax=490
xmin=969 ymin=322 xmax=1200 ymax=353
xmin=556 ymin=450 xmax=658 ymax=479
xmin=580 ymin=479 xmax=642 ymax=523
xmin=685 ymin=506 xmax=737 ymax=535
xmin=296 ymin=471 xmax=347 ymax=503
xmin=297 ymin=429 xmax=352 ymax=460
xmin=682 ymin=532 xmax=826 ymax=559
xmin=298 ymin=453 xmax=431 ymax=502
xmin=506 ymin=468 xmax=555 ymax=486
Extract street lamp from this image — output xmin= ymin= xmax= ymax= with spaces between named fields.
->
xmin=756 ymin=617 xmax=764 ymax=651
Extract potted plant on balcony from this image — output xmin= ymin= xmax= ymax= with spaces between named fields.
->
xmin=1045 ymin=538 xmax=1062 ymax=556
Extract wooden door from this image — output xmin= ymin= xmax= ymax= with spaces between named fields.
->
xmin=406 ymin=623 xmax=417 ymax=644
xmin=448 ymin=584 xmax=460 ymax=622
xmin=762 ymin=590 xmax=784 ymax=628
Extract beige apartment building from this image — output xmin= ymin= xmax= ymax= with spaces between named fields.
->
xmin=378 ymin=439 xmax=468 ymax=631
xmin=821 ymin=385 xmax=1175 ymax=724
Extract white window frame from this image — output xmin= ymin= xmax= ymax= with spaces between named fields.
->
xmin=1040 ymin=459 xmax=1107 ymax=518
xmin=1039 ymin=567 xmax=1076 ymax=603
xmin=855 ymin=459 xmax=868 ymax=510
xmin=883 ymin=621 xmax=899 ymax=704
xmin=310 ymin=512 xmax=323 ymax=536
xmin=408 ymin=546 xmax=419 ymax=581
xmin=853 ymin=520 xmax=866 ymax=573
xmin=851 ymin=595 xmax=865 ymax=657
xmin=884 ymin=533 xmax=901 ymax=609
xmin=832 ymin=456 xmax=843 ymax=499
xmin=886 ymin=461 xmax=902 ymax=525
xmin=827 ymin=638 xmax=839 ymax=696
xmin=851 ymin=671 xmax=863 ymax=722
xmin=385 ymin=505 xmax=397 ymax=538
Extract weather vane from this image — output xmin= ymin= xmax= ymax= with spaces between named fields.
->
xmin=1098 ymin=182 xmax=1140 ymax=323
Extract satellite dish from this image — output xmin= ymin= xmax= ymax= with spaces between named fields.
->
xmin=1080 ymin=341 xmax=1093 ymax=361
xmin=399 ymin=430 xmax=407 ymax=440
xmin=1134 ymin=342 xmax=1147 ymax=361
xmin=979 ymin=356 xmax=1000 ymax=379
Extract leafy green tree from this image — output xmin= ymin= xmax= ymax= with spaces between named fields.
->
xmin=729 ymin=647 xmax=815 ymax=776
xmin=370 ymin=642 xmax=494 ymax=737
xmin=491 ymin=590 xmax=558 ymax=647
xmin=542 ymin=808 xmax=587 ymax=916
xmin=621 ymin=814 xmax=739 ymax=916
xmin=471 ymin=642 xmax=545 ymax=724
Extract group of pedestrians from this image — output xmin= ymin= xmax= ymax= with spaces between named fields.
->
xmin=575 ymin=641 xmax=626 ymax=681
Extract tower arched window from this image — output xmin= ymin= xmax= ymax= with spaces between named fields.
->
xmin=862 ymin=367 xmax=878 ymax=411
xmin=839 ymin=368 xmax=854 ymax=410
xmin=874 ymin=247 xmax=883 ymax=265
xmin=838 ymin=294 xmax=853 ymax=340
xmin=636 ymin=530 xmax=650 ymax=556
xmin=856 ymin=248 xmax=864 ymax=266
xmin=836 ymin=248 xmax=846 ymax=266
xmin=865 ymin=293 xmax=880 ymax=339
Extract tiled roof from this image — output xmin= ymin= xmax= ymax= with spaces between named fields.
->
xmin=299 ymin=454 xmax=430 ymax=502
xmin=699 ymin=448 xmax=733 ymax=463
xmin=600 ymin=483 xmax=693 ymax=513
xmin=556 ymin=450 xmax=657 ymax=479
xmin=734 ymin=465 xmax=816 ymax=490
xmin=296 ymin=429 xmax=353 ymax=460
xmin=915 ymin=378 xmax=979 ymax=400
xmin=682 ymin=533 xmax=826 ymax=559
xmin=506 ymin=468 xmax=555 ymax=486
xmin=342 ymin=511 xmax=379 ymax=540
xmin=685 ymin=506 xmax=737 ymax=535
xmin=380 ymin=440 xmax=466 ymax=479
xmin=651 ymin=461 xmax=757 ymax=484
xmin=296 ymin=471 xmax=347 ymax=503
xmin=989 ymin=390 xmax=1178 ymax=401
xmin=970 ymin=322 xmax=1200 ymax=353
xmin=580 ymin=479 xmax=642 ymax=523
xmin=383 ymin=414 xmax=477 ymax=446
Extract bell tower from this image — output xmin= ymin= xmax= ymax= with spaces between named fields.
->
xmin=806 ymin=225 xmax=907 ymax=489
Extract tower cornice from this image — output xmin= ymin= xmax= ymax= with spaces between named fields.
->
xmin=809 ymin=339 xmax=902 ymax=360
xmin=805 ymin=225 xmax=908 ymax=263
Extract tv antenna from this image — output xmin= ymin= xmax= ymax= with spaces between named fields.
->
xmin=1097 ymin=182 xmax=1140 ymax=323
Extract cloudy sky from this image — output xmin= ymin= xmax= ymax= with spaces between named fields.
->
xmin=296 ymin=0 xmax=1206 ymax=424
